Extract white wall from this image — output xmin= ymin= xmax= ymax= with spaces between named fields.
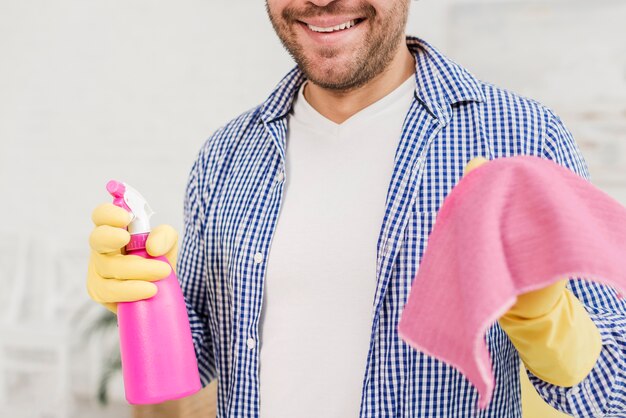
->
xmin=441 ymin=0 xmax=626 ymax=201
xmin=1 ymin=0 xmax=624 ymax=416
xmin=0 ymin=0 xmax=293 ymax=240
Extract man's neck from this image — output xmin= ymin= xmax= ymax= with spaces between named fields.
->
xmin=303 ymin=43 xmax=416 ymax=125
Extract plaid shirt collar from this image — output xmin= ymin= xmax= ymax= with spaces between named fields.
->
xmin=260 ymin=35 xmax=486 ymax=124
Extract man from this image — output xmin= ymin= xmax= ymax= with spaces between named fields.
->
xmin=86 ymin=1 xmax=626 ymax=416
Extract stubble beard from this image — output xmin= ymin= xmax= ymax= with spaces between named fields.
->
xmin=267 ymin=1 xmax=409 ymax=92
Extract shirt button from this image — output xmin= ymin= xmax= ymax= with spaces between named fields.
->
xmin=254 ymin=252 xmax=264 ymax=264
xmin=246 ymin=338 xmax=256 ymax=350
xmin=276 ymin=171 xmax=284 ymax=182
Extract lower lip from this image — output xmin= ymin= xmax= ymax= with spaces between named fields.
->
xmin=298 ymin=20 xmax=365 ymax=45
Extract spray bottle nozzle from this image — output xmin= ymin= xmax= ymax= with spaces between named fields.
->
xmin=107 ymin=180 xmax=125 ymax=198
xmin=107 ymin=180 xmax=132 ymax=213
xmin=106 ymin=180 xmax=155 ymax=235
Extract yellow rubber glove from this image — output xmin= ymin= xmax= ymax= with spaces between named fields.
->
xmin=86 ymin=203 xmax=179 ymax=314
xmin=464 ymin=157 xmax=602 ymax=388
xmin=499 ymin=282 xmax=601 ymax=387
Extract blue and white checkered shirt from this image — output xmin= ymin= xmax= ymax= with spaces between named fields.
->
xmin=178 ymin=36 xmax=626 ymax=417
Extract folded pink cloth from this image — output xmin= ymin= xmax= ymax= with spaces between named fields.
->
xmin=397 ymin=155 xmax=626 ymax=409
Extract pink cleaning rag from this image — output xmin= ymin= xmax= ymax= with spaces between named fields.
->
xmin=397 ymin=155 xmax=626 ymax=410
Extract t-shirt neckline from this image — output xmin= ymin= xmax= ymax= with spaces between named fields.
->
xmin=291 ymin=73 xmax=417 ymax=136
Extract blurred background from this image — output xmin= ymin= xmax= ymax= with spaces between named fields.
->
xmin=0 ymin=0 xmax=624 ymax=417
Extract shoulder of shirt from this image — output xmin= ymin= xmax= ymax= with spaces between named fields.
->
xmin=408 ymin=36 xmax=560 ymax=131
xmin=479 ymin=80 xmax=558 ymax=123
xmin=192 ymin=104 xmax=265 ymax=171
xmin=451 ymin=62 xmax=561 ymax=139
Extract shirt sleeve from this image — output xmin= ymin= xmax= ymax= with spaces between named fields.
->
xmin=525 ymin=110 xmax=626 ymax=416
xmin=177 ymin=152 xmax=218 ymax=387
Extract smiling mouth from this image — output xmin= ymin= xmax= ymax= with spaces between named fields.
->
xmin=303 ymin=18 xmax=365 ymax=33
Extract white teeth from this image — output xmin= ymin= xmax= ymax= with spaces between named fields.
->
xmin=307 ymin=19 xmax=357 ymax=33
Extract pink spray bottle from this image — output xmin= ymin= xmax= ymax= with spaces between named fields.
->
xmin=106 ymin=180 xmax=202 ymax=404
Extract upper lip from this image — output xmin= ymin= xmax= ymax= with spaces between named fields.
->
xmin=299 ymin=16 xmax=364 ymax=28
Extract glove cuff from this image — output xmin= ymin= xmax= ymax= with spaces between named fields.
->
xmin=499 ymin=289 xmax=602 ymax=387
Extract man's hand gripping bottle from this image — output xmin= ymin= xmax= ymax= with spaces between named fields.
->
xmin=107 ymin=180 xmax=201 ymax=404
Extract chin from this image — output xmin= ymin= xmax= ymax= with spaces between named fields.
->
xmin=307 ymin=70 xmax=357 ymax=90
xmin=302 ymin=56 xmax=362 ymax=89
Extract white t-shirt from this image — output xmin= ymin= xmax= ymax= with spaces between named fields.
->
xmin=259 ymin=74 xmax=417 ymax=417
